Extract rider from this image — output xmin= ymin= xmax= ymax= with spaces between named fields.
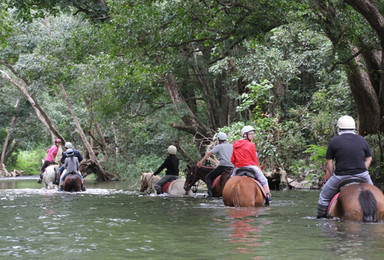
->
xmin=153 ymin=145 xmax=179 ymax=194
xmin=38 ymin=138 xmax=61 ymax=184
xmin=57 ymin=142 xmax=83 ymax=184
xmin=197 ymin=132 xmax=233 ymax=197
xmin=317 ymin=115 xmax=373 ymax=218
xmin=231 ymin=125 xmax=271 ymax=200
xmin=59 ymin=149 xmax=86 ymax=191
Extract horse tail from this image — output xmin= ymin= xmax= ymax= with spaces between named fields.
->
xmin=358 ymin=189 xmax=377 ymax=222
xmin=70 ymin=178 xmax=78 ymax=192
xmin=230 ymin=183 xmax=242 ymax=207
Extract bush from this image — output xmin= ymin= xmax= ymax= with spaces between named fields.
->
xmin=8 ymin=149 xmax=46 ymax=175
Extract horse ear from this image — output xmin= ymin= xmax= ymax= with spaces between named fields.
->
xmin=187 ymin=164 xmax=191 ymax=170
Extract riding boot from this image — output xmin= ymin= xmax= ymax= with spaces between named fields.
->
xmin=58 ymin=185 xmax=64 ymax=191
xmin=81 ymin=184 xmax=86 ymax=191
xmin=37 ymin=172 xmax=43 ymax=184
xmin=206 ymin=189 xmax=213 ymax=198
xmin=317 ymin=204 xmax=328 ymax=219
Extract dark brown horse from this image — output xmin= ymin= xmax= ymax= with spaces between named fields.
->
xmin=63 ymin=173 xmax=82 ymax=192
xmin=183 ymin=165 xmax=231 ymax=197
xmin=327 ymin=183 xmax=384 ymax=222
xmin=222 ymin=176 xmax=266 ymax=207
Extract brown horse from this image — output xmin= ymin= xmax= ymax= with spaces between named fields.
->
xmin=62 ymin=173 xmax=82 ymax=192
xmin=327 ymin=183 xmax=384 ymax=222
xmin=183 ymin=165 xmax=231 ymax=197
xmin=222 ymin=176 xmax=266 ymax=207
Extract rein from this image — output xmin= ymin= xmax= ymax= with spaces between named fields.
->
xmin=186 ymin=165 xmax=200 ymax=190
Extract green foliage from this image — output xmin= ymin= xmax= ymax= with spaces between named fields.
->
xmin=7 ymin=149 xmax=45 ymax=175
xmin=237 ymin=80 xmax=273 ymax=115
xmin=6 ymin=0 xmax=109 ymax=21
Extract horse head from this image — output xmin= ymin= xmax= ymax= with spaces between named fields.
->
xmin=139 ymin=172 xmax=158 ymax=193
xmin=183 ymin=165 xmax=198 ymax=191
xmin=139 ymin=173 xmax=149 ymax=192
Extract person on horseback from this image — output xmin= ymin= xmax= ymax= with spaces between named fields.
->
xmin=231 ymin=125 xmax=271 ymax=200
xmin=56 ymin=142 xmax=83 ymax=184
xmin=197 ymin=132 xmax=233 ymax=197
xmin=58 ymin=149 xmax=86 ymax=191
xmin=153 ymin=145 xmax=179 ymax=194
xmin=38 ymin=138 xmax=61 ymax=184
xmin=317 ymin=115 xmax=373 ymax=218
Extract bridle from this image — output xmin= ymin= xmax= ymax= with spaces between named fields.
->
xmin=185 ymin=165 xmax=200 ymax=191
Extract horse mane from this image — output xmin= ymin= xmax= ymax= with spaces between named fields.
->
xmin=140 ymin=172 xmax=160 ymax=192
xmin=359 ymin=189 xmax=377 ymax=222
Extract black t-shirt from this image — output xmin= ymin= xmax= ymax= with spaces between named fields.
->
xmin=153 ymin=154 xmax=179 ymax=176
xmin=325 ymin=133 xmax=372 ymax=175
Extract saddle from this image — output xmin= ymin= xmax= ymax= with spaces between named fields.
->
xmin=337 ymin=177 xmax=365 ymax=191
xmin=235 ymin=167 xmax=257 ymax=179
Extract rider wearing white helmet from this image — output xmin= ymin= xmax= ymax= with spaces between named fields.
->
xmin=59 ymin=149 xmax=85 ymax=191
xmin=153 ymin=145 xmax=180 ymax=194
xmin=197 ymin=132 xmax=234 ymax=197
xmin=317 ymin=115 xmax=373 ymax=218
xmin=58 ymin=141 xmax=85 ymax=190
xmin=231 ymin=125 xmax=271 ymax=200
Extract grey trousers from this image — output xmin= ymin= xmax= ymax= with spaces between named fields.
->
xmin=154 ymin=175 xmax=178 ymax=194
xmin=231 ymin=165 xmax=268 ymax=186
xmin=318 ymin=171 xmax=373 ymax=206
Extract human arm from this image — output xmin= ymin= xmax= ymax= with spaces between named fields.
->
xmin=76 ymin=150 xmax=83 ymax=163
xmin=153 ymin=158 xmax=168 ymax=176
xmin=197 ymin=151 xmax=213 ymax=167
xmin=365 ymin=156 xmax=372 ymax=169
xmin=325 ymin=159 xmax=334 ymax=180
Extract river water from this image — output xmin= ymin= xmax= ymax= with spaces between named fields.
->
xmin=0 ymin=177 xmax=384 ymax=260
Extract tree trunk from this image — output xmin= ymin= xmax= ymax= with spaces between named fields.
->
xmin=59 ymin=83 xmax=114 ymax=181
xmin=0 ymin=67 xmax=65 ymax=142
xmin=310 ymin=0 xmax=384 ymax=135
xmin=84 ymin=97 xmax=109 ymax=156
xmin=163 ymin=73 xmax=214 ymax=149
xmin=0 ymin=99 xmax=19 ymax=177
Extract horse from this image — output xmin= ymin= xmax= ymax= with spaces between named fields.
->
xmin=42 ymin=164 xmax=59 ymax=189
xmin=62 ymin=172 xmax=82 ymax=192
xmin=327 ymin=182 xmax=384 ymax=222
xmin=222 ymin=176 xmax=267 ymax=207
xmin=139 ymin=172 xmax=192 ymax=196
xmin=183 ymin=165 xmax=231 ymax=197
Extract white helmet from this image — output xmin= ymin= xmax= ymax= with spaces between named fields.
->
xmin=66 ymin=149 xmax=74 ymax=156
xmin=167 ymin=145 xmax=177 ymax=155
xmin=217 ymin=132 xmax=227 ymax=141
xmin=65 ymin=142 xmax=73 ymax=149
xmin=241 ymin=125 xmax=255 ymax=137
xmin=337 ymin=115 xmax=356 ymax=130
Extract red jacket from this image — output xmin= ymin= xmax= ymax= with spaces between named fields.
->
xmin=231 ymin=139 xmax=259 ymax=168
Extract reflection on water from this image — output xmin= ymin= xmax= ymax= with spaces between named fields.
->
xmin=0 ymin=179 xmax=384 ymax=259
xmin=220 ymin=207 xmax=270 ymax=258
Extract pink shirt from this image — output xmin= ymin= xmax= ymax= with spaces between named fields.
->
xmin=44 ymin=145 xmax=58 ymax=162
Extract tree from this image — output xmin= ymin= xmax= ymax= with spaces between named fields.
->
xmin=308 ymin=0 xmax=384 ymax=135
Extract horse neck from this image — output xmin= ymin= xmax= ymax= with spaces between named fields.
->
xmin=147 ymin=174 xmax=159 ymax=186
xmin=197 ymin=166 xmax=213 ymax=179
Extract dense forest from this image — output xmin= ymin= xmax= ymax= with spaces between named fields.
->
xmin=1 ymin=0 xmax=384 ymax=188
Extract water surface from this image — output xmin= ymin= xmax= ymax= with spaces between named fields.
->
xmin=0 ymin=177 xmax=383 ymax=259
